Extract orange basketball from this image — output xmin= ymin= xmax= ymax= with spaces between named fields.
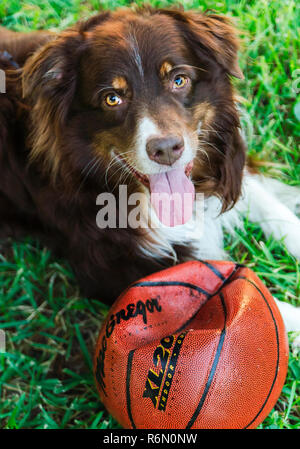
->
xmin=94 ymin=261 xmax=289 ymax=429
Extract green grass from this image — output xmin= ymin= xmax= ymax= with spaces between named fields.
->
xmin=0 ymin=0 xmax=299 ymax=430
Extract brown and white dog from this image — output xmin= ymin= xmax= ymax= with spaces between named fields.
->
xmin=0 ymin=7 xmax=299 ymax=337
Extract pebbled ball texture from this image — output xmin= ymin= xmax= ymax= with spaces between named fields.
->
xmin=94 ymin=261 xmax=289 ymax=429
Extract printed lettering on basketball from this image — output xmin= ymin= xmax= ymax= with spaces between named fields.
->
xmin=95 ymin=296 xmax=162 ymax=394
xmin=143 ymin=333 xmax=186 ymax=411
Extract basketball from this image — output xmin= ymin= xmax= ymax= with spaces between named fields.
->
xmin=94 ymin=261 xmax=289 ymax=429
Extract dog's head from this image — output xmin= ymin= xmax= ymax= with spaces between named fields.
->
xmin=23 ymin=7 xmax=246 ymax=226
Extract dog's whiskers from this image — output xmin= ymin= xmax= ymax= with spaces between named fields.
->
xmin=74 ymin=156 xmax=102 ymax=198
xmin=105 ymin=150 xmax=136 ymax=189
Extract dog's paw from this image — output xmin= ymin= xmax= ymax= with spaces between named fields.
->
xmin=282 ymin=221 xmax=300 ymax=261
xmin=291 ymin=333 xmax=300 ymax=353
xmin=274 ymin=298 xmax=300 ymax=332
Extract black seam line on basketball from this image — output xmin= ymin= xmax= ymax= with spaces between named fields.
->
xmin=197 ymin=260 xmax=226 ymax=280
xmin=126 ymin=350 xmax=136 ymax=429
xmin=131 ymin=263 xmax=243 ymax=298
xmin=186 ymin=292 xmax=227 ymax=429
xmin=175 ymin=263 xmax=240 ymax=334
xmin=234 ymin=276 xmax=280 ymax=430
xmin=131 ymin=281 xmax=210 ymax=296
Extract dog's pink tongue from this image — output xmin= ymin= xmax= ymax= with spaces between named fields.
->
xmin=149 ymin=168 xmax=195 ymax=227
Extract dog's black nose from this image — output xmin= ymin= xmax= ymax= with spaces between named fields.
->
xmin=146 ymin=136 xmax=184 ymax=166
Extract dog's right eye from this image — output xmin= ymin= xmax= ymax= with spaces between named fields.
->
xmin=104 ymin=93 xmax=123 ymax=107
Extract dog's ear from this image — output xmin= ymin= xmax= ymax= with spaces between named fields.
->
xmin=159 ymin=9 xmax=243 ymax=79
xmin=193 ymin=120 xmax=246 ymax=212
xmin=22 ymin=11 xmax=111 ymax=113
xmin=21 ymin=32 xmax=85 ymax=179
xmin=22 ymin=31 xmax=84 ymax=116
xmin=22 ymin=12 xmax=111 ymax=181
xmin=218 ymin=128 xmax=246 ymax=210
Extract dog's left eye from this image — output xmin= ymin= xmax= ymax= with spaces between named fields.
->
xmin=172 ymin=75 xmax=189 ymax=90
xmin=104 ymin=93 xmax=123 ymax=107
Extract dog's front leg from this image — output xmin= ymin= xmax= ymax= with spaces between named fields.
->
xmin=237 ymin=172 xmax=300 ymax=260
xmin=273 ymin=297 xmax=300 ymax=348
